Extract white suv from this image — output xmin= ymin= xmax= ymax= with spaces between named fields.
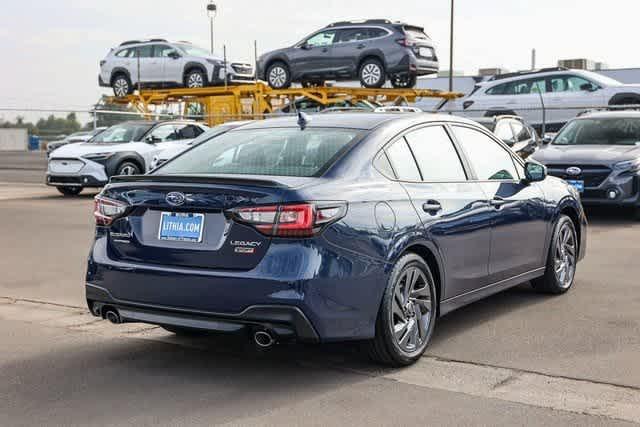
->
xmin=447 ymin=68 xmax=640 ymax=132
xmin=46 ymin=120 xmax=208 ymax=196
xmin=99 ymin=39 xmax=254 ymax=97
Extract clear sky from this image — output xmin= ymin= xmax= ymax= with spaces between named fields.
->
xmin=1 ymin=0 xmax=639 ymax=121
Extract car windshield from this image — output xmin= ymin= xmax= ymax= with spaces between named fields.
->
xmin=175 ymin=43 xmax=211 ymax=57
xmin=553 ymin=118 xmax=640 ymax=146
xmin=90 ymin=123 xmax=153 ymax=143
xmin=578 ymin=70 xmax=622 ymax=87
xmin=155 ymin=127 xmax=361 ymax=177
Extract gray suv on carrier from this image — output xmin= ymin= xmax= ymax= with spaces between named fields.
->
xmin=257 ymin=19 xmax=439 ymax=89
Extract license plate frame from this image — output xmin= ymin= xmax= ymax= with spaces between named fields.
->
xmin=158 ymin=212 xmax=205 ymax=243
xmin=566 ymin=180 xmax=584 ymax=193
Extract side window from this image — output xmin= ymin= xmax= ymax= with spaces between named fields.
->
xmin=549 ymin=76 xmax=567 ymax=93
xmin=452 ymin=126 xmax=518 ymax=181
xmin=337 ymin=28 xmax=370 ymax=43
xmin=566 ymin=75 xmax=597 ymax=92
xmin=306 ymin=30 xmax=337 ymax=47
xmin=404 ymin=126 xmax=466 ymax=181
xmin=177 ymin=125 xmax=203 ymax=139
xmin=368 ymin=28 xmax=388 ymax=38
xmin=115 ymin=49 xmax=132 ymax=58
xmin=510 ymin=121 xmax=530 ymax=142
xmin=373 ymin=152 xmax=396 ymax=179
xmin=135 ymin=45 xmax=153 ymax=58
xmin=385 ymin=139 xmax=421 ymax=181
xmin=154 ymin=45 xmax=175 ymax=58
xmin=148 ymin=125 xmax=178 ymax=141
xmin=494 ymin=121 xmax=515 ymax=143
xmin=528 ymin=78 xmax=547 ymax=94
xmin=486 ymin=83 xmax=506 ymax=95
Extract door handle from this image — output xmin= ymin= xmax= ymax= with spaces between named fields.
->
xmin=422 ymin=200 xmax=442 ymax=214
xmin=489 ymin=197 xmax=507 ymax=208
xmin=357 ymin=43 xmax=366 ymax=49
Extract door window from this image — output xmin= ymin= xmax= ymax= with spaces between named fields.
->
xmin=566 ymin=75 xmax=597 ymax=92
xmin=337 ymin=28 xmax=371 ymax=43
xmin=148 ymin=125 xmax=178 ymax=141
xmin=487 ymin=78 xmax=546 ymax=95
xmin=154 ymin=45 xmax=176 ymax=57
xmin=385 ymin=139 xmax=421 ymax=181
xmin=453 ymin=126 xmax=519 ymax=180
xmin=306 ymin=30 xmax=337 ymax=47
xmin=134 ymin=45 xmax=153 ymax=58
xmin=176 ymin=125 xmax=204 ymax=139
xmin=404 ymin=126 xmax=466 ymax=181
xmin=115 ymin=48 xmax=135 ymax=58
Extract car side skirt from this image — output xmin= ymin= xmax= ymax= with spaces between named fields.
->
xmin=439 ymin=267 xmax=545 ymax=316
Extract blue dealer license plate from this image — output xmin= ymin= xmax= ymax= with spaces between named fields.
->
xmin=567 ymin=180 xmax=584 ymax=193
xmin=158 ymin=212 xmax=205 ymax=243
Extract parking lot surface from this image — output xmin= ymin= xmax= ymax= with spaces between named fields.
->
xmin=2 ymin=157 xmax=640 ymax=425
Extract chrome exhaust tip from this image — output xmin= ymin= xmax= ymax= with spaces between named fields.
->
xmin=105 ymin=309 xmax=121 ymax=324
xmin=253 ymin=330 xmax=275 ymax=348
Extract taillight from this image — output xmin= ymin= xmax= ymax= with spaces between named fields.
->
xmin=231 ymin=202 xmax=347 ymax=237
xmin=396 ymin=38 xmax=414 ymax=47
xmin=94 ymin=195 xmax=128 ymax=226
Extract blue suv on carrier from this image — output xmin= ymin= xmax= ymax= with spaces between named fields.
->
xmin=86 ymin=113 xmax=586 ymax=366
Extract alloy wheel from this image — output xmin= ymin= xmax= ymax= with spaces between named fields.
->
xmin=268 ymin=66 xmax=287 ymax=88
xmin=391 ymin=266 xmax=433 ymax=353
xmin=554 ymin=222 xmax=576 ymax=288
xmin=114 ymin=78 xmax=129 ymax=97
xmin=362 ymin=64 xmax=382 ymax=86
xmin=187 ymin=73 xmax=204 ymax=88
xmin=119 ymin=165 xmax=138 ymax=175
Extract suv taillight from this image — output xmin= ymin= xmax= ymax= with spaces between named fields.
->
xmin=396 ymin=38 xmax=414 ymax=47
xmin=230 ymin=202 xmax=347 ymax=237
xmin=94 ymin=195 xmax=128 ymax=226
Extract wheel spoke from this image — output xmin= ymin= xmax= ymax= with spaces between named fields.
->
xmin=392 ymin=293 xmax=406 ymax=323
xmin=398 ymin=322 xmax=412 ymax=347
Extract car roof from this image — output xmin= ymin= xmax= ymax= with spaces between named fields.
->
xmin=576 ymin=110 xmax=640 ymax=120
xmin=478 ymin=68 xmax=591 ymax=87
xmin=228 ymin=113 xmax=479 ymax=131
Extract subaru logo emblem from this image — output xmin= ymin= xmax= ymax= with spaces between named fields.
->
xmin=165 ymin=192 xmax=186 ymax=206
xmin=566 ymin=166 xmax=582 ymax=176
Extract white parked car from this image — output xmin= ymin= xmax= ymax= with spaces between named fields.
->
xmin=445 ymin=68 xmax=640 ymax=132
xmin=47 ymin=120 xmax=208 ymax=196
xmin=99 ymin=39 xmax=254 ymax=97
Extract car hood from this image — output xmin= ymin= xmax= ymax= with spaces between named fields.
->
xmin=49 ymin=141 xmax=140 ymax=158
xmin=532 ymin=144 xmax=640 ymax=165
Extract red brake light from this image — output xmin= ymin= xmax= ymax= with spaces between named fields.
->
xmin=94 ymin=195 xmax=128 ymax=226
xmin=396 ymin=38 xmax=412 ymax=47
xmin=231 ymin=203 xmax=347 ymax=237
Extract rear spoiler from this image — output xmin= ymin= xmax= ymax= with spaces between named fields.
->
xmin=109 ymin=174 xmax=288 ymax=188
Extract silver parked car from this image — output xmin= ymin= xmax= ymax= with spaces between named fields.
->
xmin=99 ymin=39 xmax=254 ymax=97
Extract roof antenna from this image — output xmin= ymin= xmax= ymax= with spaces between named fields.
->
xmin=297 ymin=111 xmax=311 ymax=130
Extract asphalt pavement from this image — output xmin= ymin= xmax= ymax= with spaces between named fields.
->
xmin=1 ymin=153 xmax=639 ymax=426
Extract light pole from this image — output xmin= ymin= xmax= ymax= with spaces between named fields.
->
xmin=207 ymin=1 xmax=217 ymax=54
xmin=448 ymin=0 xmax=454 ymax=92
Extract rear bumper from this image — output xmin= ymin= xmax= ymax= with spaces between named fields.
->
xmin=388 ymin=53 xmax=439 ymax=76
xmin=86 ymin=235 xmax=388 ymax=342
xmin=87 ymin=283 xmax=319 ymax=341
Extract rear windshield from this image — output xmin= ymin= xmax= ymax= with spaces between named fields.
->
xmin=553 ymin=118 xmax=640 ymax=146
xmin=91 ymin=123 xmax=153 ymax=143
xmin=403 ymin=26 xmax=429 ymax=40
xmin=156 ymin=127 xmax=361 ymax=177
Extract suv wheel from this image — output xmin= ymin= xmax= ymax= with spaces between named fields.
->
xmin=367 ymin=253 xmax=437 ymax=366
xmin=266 ymin=62 xmax=291 ymax=89
xmin=391 ymin=74 xmax=417 ymax=88
xmin=56 ymin=186 xmax=82 ymax=196
xmin=116 ymin=161 xmax=141 ymax=176
xmin=531 ymin=215 xmax=578 ymax=294
xmin=301 ymin=80 xmax=325 ymax=88
xmin=112 ymin=74 xmax=132 ymax=97
xmin=359 ymin=58 xmax=386 ymax=88
xmin=185 ymin=69 xmax=206 ymax=88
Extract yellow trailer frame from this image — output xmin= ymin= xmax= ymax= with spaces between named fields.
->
xmin=107 ymin=82 xmax=462 ymax=126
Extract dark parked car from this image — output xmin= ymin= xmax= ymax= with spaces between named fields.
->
xmin=87 ymin=113 xmax=586 ymax=366
xmin=532 ymin=110 xmax=640 ymax=218
xmin=257 ymin=19 xmax=439 ymax=89
xmin=473 ymin=115 xmax=539 ymax=159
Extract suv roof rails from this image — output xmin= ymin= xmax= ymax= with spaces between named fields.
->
xmin=119 ymin=38 xmax=168 ymax=46
xmin=488 ymin=67 xmax=569 ymax=81
xmin=326 ymin=19 xmax=397 ymax=27
xmin=149 ymin=38 xmax=168 ymax=43
xmin=577 ymin=106 xmax=640 ymax=117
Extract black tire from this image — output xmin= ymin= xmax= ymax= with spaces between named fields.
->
xmin=531 ymin=215 xmax=578 ymax=294
xmin=634 ymin=207 xmax=640 ymax=221
xmin=111 ymin=74 xmax=132 ymax=97
xmin=367 ymin=253 xmax=437 ymax=366
xmin=115 ymin=161 xmax=142 ymax=176
xmin=56 ymin=186 xmax=82 ymax=196
xmin=184 ymin=69 xmax=207 ymax=88
xmin=390 ymin=74 xmax=417 ymax=88
xmin=161 ymin=325 xmax=207 ymax=336
xmin=359 ymin=58 xmax=386 ymax=88
xmin=301 ymin=80 xmax=325 ymax=88
xmin=266 ymin=62 xmax=291 ymax=89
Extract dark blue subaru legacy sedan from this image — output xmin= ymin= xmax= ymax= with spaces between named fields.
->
xmin=86 ymin=113 xmax=586 ymax=366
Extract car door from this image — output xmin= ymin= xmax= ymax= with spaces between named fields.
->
xmin=332 ymin=27 xmax=371 ymax=78
xmin=154 ymin=44 xmax=181 ymax=85
xmin=289 ymin=29 xmax=337 ymax=79
xmin=131 ymin=45 xmax=154 ymax=85
xmin=546 ymin=74 xmax=606 ymax=126
xmin=451 ymin=124 xmax=548 ymax=283
xmin=385 ymin=124 xmax=494 ymax=298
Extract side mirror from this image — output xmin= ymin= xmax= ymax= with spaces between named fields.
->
xmin=168 ymin=51 xmax=181 ymax=59
xmin=145 ymin=135 xmax=160 ymax=144
xmin=542 ymin=135 xmax=553 ymax=144
xmin=300 ymin=43 xmax=312 ymax=50
xmin=580 ymin=83 xmax=596 ymax=92
xmin=524 ymin=161 xmax=547 ymax=182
